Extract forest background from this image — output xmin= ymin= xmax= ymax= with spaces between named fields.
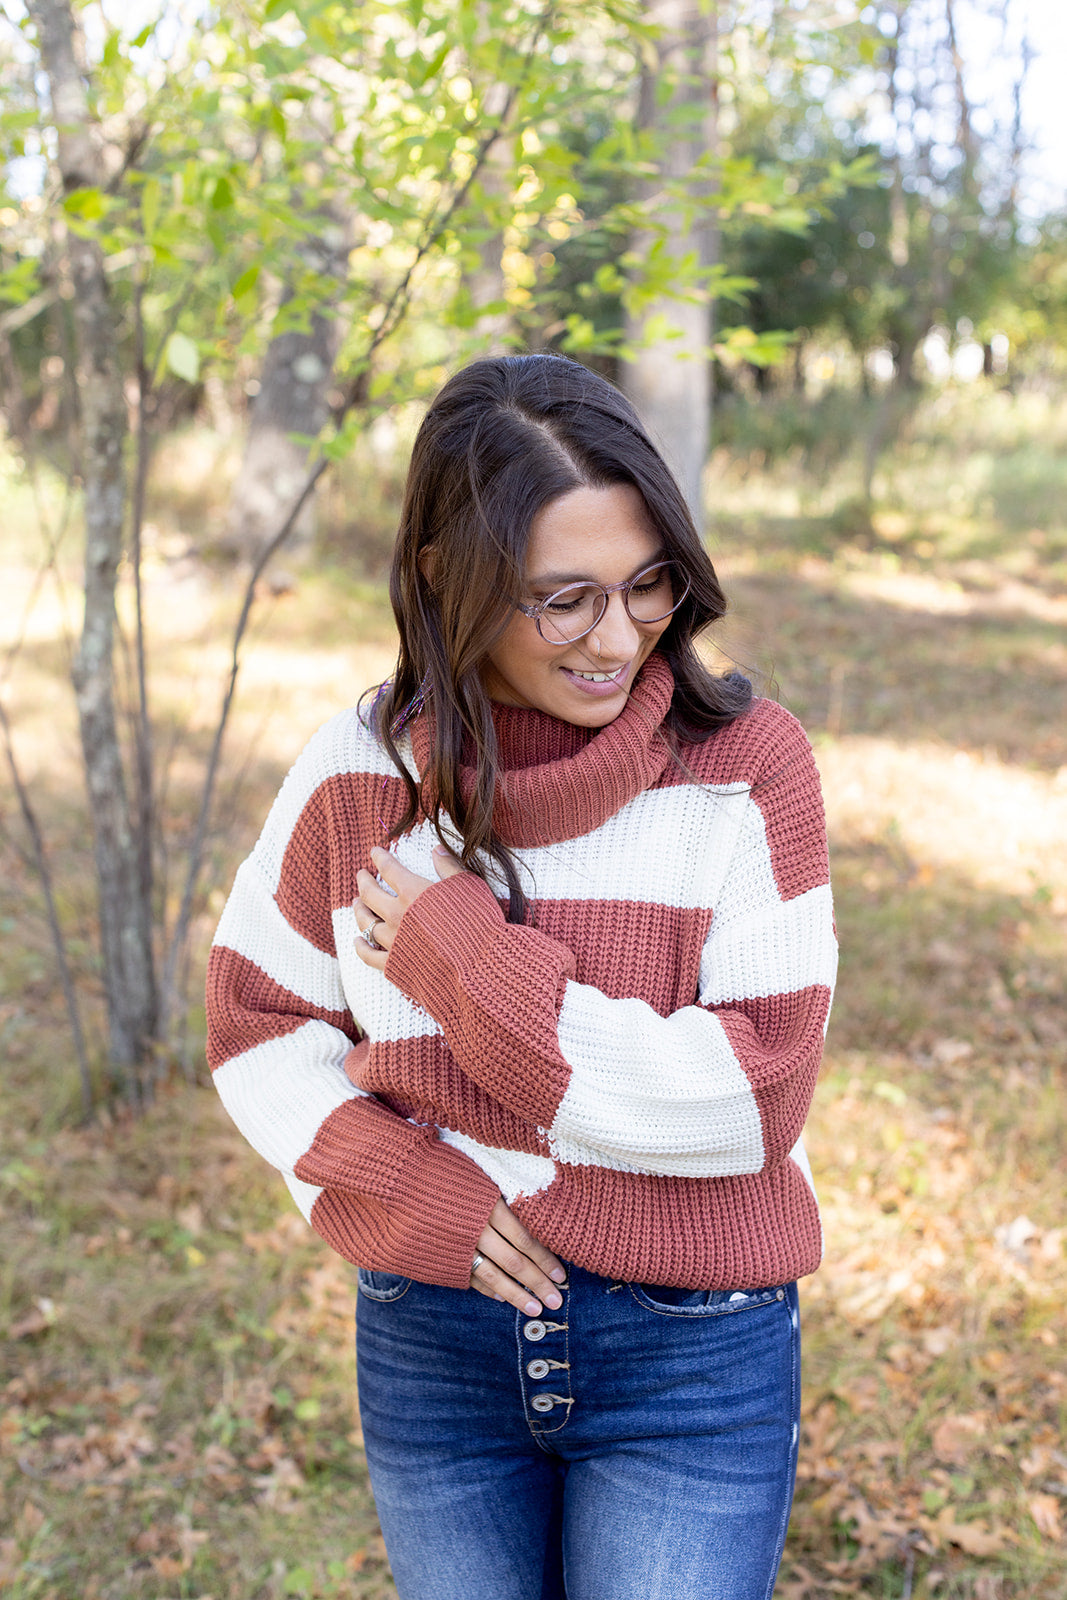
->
xmin=0 ymin=0 xmax=1065 ymax=1596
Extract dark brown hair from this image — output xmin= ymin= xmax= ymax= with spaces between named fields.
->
xmin=370 ymin=353 xmax=752 ymax=919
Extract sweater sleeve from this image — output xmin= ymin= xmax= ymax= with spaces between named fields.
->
xmin=385 ymin=717 xmax=836 ymax=1181
xmin=206 ymin=722 xmax=499 ymax=1288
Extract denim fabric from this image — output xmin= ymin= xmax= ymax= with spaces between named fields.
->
xmin=355 ymin=1263 xmax=801 ymax=1600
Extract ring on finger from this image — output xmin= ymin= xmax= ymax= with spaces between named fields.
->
xmin=361 ymin=917 xmax=385 ymax=951
xmin=471 ymin=1251 xmax=486 ymax=1275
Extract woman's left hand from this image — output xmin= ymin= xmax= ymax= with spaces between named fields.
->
xmin=354 ymin=844 xmax=465 ymax=970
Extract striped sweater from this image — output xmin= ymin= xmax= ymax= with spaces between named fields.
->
xmin=206 ymin=653 xmax=836 ymax=1291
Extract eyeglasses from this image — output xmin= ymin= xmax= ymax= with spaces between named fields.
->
xmin=515 ymin=560 xmax=691 ymax=645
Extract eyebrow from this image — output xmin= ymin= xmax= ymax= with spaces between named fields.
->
xmin=529 ymin=550 xmax=668 ymax=589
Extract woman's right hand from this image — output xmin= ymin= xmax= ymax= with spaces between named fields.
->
xmin=470 ymin=1198 xmax=567 ymax=1315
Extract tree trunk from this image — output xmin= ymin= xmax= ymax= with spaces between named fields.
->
xmin=463 ymin=63 xmax=512 ymax=352
xmin=29 ymin=0 xmax=158 ymax=1091
xmin=622 ymin=0 xmax=718 ymax=531
xmin=222 ymin=224 xmax=349 ymax=562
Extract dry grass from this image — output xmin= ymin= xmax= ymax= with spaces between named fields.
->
xmin=1 ymin=383 xmax=1066 ymax=1598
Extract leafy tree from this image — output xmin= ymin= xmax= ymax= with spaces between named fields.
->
xmin=0 ymin=0 xmax=651 ymax=1099
xmin=0 ymin=0 xmax=850 ymax=1101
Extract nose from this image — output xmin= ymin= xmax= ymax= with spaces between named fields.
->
xmin=589 ymin=590 xmax=643 ymax=660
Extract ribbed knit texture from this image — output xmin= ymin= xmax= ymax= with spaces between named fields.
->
xmin=206 ymin=653 xmax=837 ymax=1291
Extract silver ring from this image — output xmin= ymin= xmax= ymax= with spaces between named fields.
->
xmin=361 ymin=918 xmax=384 ymax=951
xmin=471 ymin=1252 xmax=486 ymax=1275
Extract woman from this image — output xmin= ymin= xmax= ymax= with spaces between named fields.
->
xmin=206 ymin=354 xmax=836 ymax=1600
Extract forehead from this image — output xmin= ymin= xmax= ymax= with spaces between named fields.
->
xmin=526 ymin=484 xmax=661 ymax=581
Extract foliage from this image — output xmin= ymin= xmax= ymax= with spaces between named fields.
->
xmin=0 ymin=0 xmax=880 ymax=1089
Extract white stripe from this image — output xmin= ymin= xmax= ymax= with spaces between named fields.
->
xmin=699 ymin=883 xmax=838 ymax=1004
xmin=437 ymin=1129 xmax=556 ymax=1203
xmin=549 ymin=983 xmax=766 ymax=1178
xmin=512 ymin=784 xmax=751 ymax=908
xmin=252 ymin=710 xmax=410 ymax=892
xmin=343 ymin=784 xmax=750 ymax=912
xmin=333 ymin=904 xmax=444 ymax=1042
xmin=214 ymin=858 xmax=348 ymax=1013
xmin=788 ymin=1133 xmax=817 ymax=1199
xmin=283 ymin=1171 xmax=323 ymax=1222
xmin=213 ymin=1021 xmax=369 ymax=1174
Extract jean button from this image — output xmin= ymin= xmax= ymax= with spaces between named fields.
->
xmin=523 ymin=1320 xmax=547 ymax=1341
xmin=776 ymin=1288 xmax=785 ymax=1300
xmin=527 ymin=1358 xmax=550 ymax=1379
xmin=530 ymin=1395 xmax=555 ymax=1413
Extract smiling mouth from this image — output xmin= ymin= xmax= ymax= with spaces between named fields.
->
xmin=565 ymin=663 xmax=629 ymax=684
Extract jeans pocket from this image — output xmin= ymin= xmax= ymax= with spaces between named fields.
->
xmin=630 ymin=1282 xmax=791 ymax=1316
xmin=357 ymin=1267 xmax=412 ymax=1302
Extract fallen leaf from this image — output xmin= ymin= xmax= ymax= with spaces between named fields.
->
xmin=921 ymin=1326 xmax=957 ymax=1356
xmin=151 ymin=1553 xmax=188 ymax=1578
xmin=8 ymin=1299 xmax=61 ymax=1340
xmin=931 ymin=1412 xmax=988 ymax=1465
xmin=929 ymin=1506 xmax=1012 ymax=1557
xmin=16 ymin=1501 xmax=45 ymax=1536
xmin=1028 ymin=1493 xmax=1063 ymax=1541
xmin=1019 ymin=1446 xmax=1051 ymax=1479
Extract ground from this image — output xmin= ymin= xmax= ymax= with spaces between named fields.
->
xmin=1 ymin=384 xmax=1065 ymax=1598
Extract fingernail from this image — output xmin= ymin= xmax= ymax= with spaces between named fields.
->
xmin=549 ymin=1267 xmax=566 ymax=1283
xmin=524 ymin=1299 xmax=542 ymax=1316
xmin=545 ymin=1292 xmax=562 ymax=1311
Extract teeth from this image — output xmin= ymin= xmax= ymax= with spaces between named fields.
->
xmin=572 ymin=670 xmax=620 ymax=682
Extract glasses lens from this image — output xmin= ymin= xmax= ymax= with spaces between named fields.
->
xmin=625 ymin=562 xmax=688 ymax=622
xmin=537 ymin=584 xmax=606 ymax=643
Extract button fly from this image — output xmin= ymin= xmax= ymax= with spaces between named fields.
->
xmin=530 ymin=1395 xmax=555 ymax=1413
xmin=523 ymin=1320 xmax=547 ymax=1341
xmin=527 ymin=1358 xmax=551 ymax=1379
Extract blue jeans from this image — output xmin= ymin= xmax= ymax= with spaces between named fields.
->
xmin=355 ymin=1263 xmax=801 ymax=1600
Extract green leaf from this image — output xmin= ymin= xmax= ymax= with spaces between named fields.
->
xmin=210 ymin=175 xmax=235 ymax=211
xmin=165 ymin=332 xmax=200 ymax=383
xmin=232 ymin=264 xmax=260 ymax=299
xmin=130 ymin=23 xmax=154 ymax=48
xmin=62 ymin=187 xmax=107 ymax=221
xmin=282 ymin=1569 xmax=314 ymax=1596
xmin=140 ymin=176 xmax=160 ymax=239
xmin=293 ymin=1397 xmax=321 ymax=1421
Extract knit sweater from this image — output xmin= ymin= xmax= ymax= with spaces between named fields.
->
xmin=206 ymin=653 xmax=837 ymax=1291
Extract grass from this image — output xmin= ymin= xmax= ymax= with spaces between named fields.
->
xmin=1 ymin=380 xmax=1066 ymax=1597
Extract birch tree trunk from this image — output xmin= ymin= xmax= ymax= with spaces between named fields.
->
xmin=622 ymin=0 xmax=718 ymax=531
xmin=28 ymin=0 xmax=158 ymax=1089
xmin=222 ymin=222 xmax=349 ymax=562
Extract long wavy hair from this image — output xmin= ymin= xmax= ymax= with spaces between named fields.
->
xmin=371 ymin=353 xmax=752 ymax=920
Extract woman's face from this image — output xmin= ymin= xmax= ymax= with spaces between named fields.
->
xmin=479 ymin=483 xmax=673 ymax=727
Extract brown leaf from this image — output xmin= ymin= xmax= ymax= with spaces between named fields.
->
xmin=16 ymin=1501 xmax=45 ymax=1536
xmin=930 ymin=1412 xmax=988 ymax=1465
xmin=1028 ymin=1493 xmax=1063 ymax=1541
xmin=929 ymin=1506 xmax=1011 ymax=1557
xmin=8 ymin=1299 xmax=60 ymax=1340
xmin=1019 ymin=1446 xmax=1051 ymax=1479
xmin=0 ymin=1540 xmax=19 ymax=1585
xmin=151 ymin=1553 xmax=188 ymax=1578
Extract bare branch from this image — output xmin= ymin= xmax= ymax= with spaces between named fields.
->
xmin=0 ymin=696 xmax=92 ymax=1117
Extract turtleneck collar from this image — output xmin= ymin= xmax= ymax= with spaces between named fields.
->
xmin=410 ymin=652 xmax=676 ymax=848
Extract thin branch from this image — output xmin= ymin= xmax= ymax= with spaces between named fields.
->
xmin=130 ymin=274 xmax=155 ymax=1003
xmin=160 ymin=456 xmax=329 ymax=1023
xmin=0 ymin=247 xmax=141 ymax=335
xmin=0 ymin=695 xmax=92 ymax=1117
xmin=336 ymin=4 xmax=556 ymax=410
xmin=161 ymin=2 xmax=559 ymax=1025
